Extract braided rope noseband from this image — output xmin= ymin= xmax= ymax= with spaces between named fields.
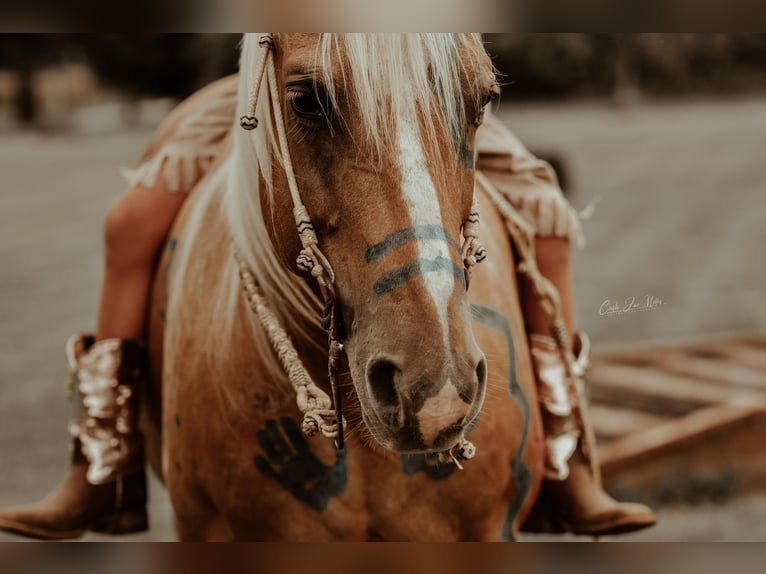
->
xmin=237 ymin=34 xmax=486 ymax=466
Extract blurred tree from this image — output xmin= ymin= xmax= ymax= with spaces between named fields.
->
xmin=76 ymin=34 xmax=239 ymax=100
xmin=634 ymin=34 xmax=766 ymax=94
xmin=484 ymin=34 xmax=621 ymax=99
xmin=3 ymin=34 xmax=766 ymax=125
xmin=0 ymin=34 xmax=240 ymax=124
xmin=0 ymin=35 xmax=70 ymax=123
xmin=484 ymin=33 xmax=766 ymax=100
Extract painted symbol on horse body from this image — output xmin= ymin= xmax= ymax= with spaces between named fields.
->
xmin=160 ymin=237 xmax=177 ymax=324
xmin=389 ymin=117 xmax=460 ymax=345
xmin=253 ymin=417 xmax=347 ymax=512
xmin=401 ymin=453 xmax=457 ymax=480
xmin=469 ymin=303 xmax=532 ymax=542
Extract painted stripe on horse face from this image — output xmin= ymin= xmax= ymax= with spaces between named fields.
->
xmin=365 ymin=224 xmax=461 ymax=264
xmin=372 ymin=256 xmax=465 ymax=298
xmin=396 ymin=115 xmax=457 ymax=354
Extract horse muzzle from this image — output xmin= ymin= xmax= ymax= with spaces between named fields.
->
xmin=359 ymin=350 xmax=487 ymax=453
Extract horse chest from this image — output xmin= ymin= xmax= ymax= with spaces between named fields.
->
xmin=159 ymin=294 xmax=542 ymax=540
xmin=361 ymin=447 xmax=524 ymax=541
xmin=164 ymin=395 xmax=534 ymax=541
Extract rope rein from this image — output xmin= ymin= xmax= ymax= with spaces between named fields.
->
xmin=236 ymin=34 xmax=485 ymax=465
xmin=235 ymin=252 xmax=340 ymax=440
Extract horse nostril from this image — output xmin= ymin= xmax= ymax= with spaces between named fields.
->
xmin=366 ymin=357 xmax=401 ymax=409
xmin=476 ymin=355 xmax=488 ymax=388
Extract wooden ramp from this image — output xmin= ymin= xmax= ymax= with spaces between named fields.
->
xmin=590 ymin=337 xmax=766 ymax=504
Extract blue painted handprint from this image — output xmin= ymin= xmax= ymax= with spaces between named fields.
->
xmin=253 ymin=417 xmax=347 ymax=512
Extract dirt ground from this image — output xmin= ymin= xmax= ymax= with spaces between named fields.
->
xmin=0 ymin=97 xmax=764 ymax=541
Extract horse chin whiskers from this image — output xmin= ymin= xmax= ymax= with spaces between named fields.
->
xmin=354 ymin=420 xmax=389 ymax=457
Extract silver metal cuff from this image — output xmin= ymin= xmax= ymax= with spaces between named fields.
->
xmin=66 ymin=334 xmax=141 ymax=485
xmin=530 ymin=332 xmax=592 ymax=481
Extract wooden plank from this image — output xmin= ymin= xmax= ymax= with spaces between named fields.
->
xmin=551 ymin=336 xmax=766 ymax=498
xmin=742 ymin=339 xmax=766 ymax=350
xmin=590 ymin=403 xmax=671 ymax=441
xmin=594 ymin=337 xmax=766 ymax=365
xmin=692 ymin=341 xmax=766 ymax=371
xmin=587 ymin=361 xmax=747 ymax=411
xmin=588 ymin=378 xmax=706 ymax=417
xmin=601 ymin=407 xmax=766 ymax=503
xmin=589 ymin=338 xmax=766 ymax=500
xmin=652 ymin=352 xmax=766 ymax=390
xmin=599 ymin=402 xmax=766 ymax=475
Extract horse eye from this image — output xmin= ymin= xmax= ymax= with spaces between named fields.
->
xmin=487 ymin=84 xmax=501 ymax=106
xmin=473 ymin=85 xmax=501 ymax=127
xmin=288 ymin=89 xmax=325 ymax=121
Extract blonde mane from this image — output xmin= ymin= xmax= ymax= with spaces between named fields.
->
xmin=211 ymin=33 xmax=490 ymax=393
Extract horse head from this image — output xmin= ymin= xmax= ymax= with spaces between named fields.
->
xmin=233 ymin=33 xmax=500 ymax=454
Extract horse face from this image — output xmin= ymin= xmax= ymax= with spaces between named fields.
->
xmin=267 ymin=34 xmax=497 ymax=453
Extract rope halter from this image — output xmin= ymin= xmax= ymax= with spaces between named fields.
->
xmin=237 ymin=34 xmax=487 ymax=465
xmin=461 ymin=197 xmax=487 ymax=288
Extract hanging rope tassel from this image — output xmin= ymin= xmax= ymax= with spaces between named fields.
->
xmin=235 ymin=251 xmax=345 ymax=440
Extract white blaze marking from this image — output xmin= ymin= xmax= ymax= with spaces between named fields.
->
xmin=396 ymin=115 xmax=454 ymax=352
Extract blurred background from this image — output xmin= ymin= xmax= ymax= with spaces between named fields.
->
xmin=0 ymin=34 xmax=765 ymax=541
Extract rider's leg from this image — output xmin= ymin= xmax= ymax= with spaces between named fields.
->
xmin=0 ymin=172 xmax=188 ymax=540
xmin=521 ymin=237 xmax=656 ymax=535
xmin=98 ymin=181 xmax=187 ymax=340
xmin=0 ymin=75 xmax=237 ymax=541
xmin=521 ymin=237 xmax=574 ymax=332
xmin=475 ymin=111 xmax=655 ymax=536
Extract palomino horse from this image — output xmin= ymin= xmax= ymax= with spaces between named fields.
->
xmin=144 ymin=34 xmax=544 ymax=541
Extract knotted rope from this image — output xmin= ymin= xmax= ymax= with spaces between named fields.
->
xmin=461 ymin=197 xmax=487 ymax=288
xmin=235 ymin=251 xmax=342 ymax=440
xmin=475 ymin=171 xmax=601 ymax=484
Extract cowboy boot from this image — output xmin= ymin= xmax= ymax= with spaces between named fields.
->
xmin=0 ymin=335 xmax=148 ymax=540
xmin=525 ymin=332 xmax=656 ymax=536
